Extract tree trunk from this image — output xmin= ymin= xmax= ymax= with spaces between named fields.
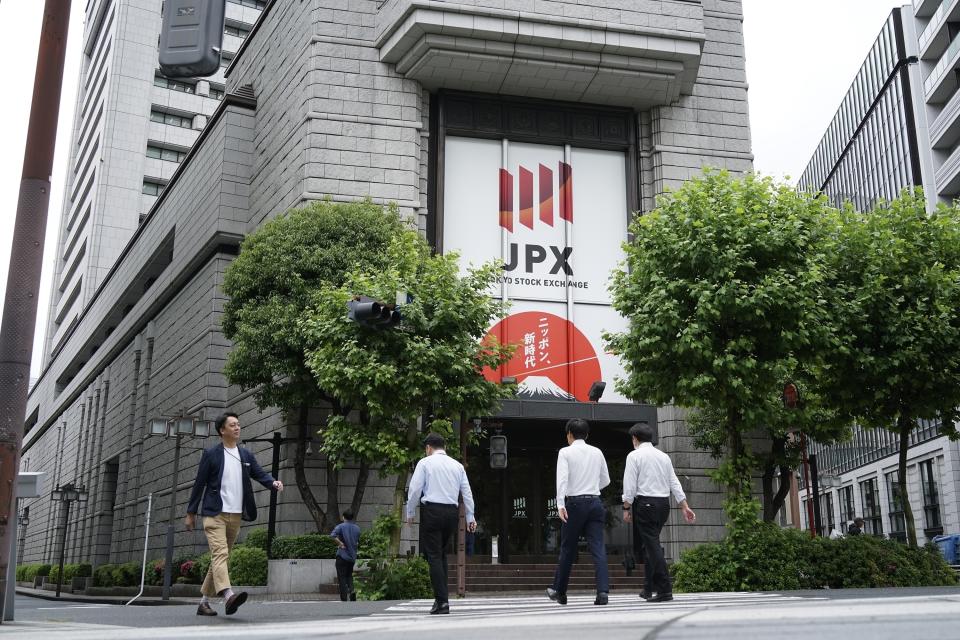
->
xmin=294 ymin=404 xmax=326 ymax=531
xmin=762 ymin=437 xmax=791 ymax=522
xmin=761 ymin=462 xmax=775 ymax=522
xmin=896 ymin=416 xmax=919 ymax=547
xmin=325 ymin=463 xmax=340 ymax=530
xmin=726 ymin=411 xmax=748 ymax=501
xmin=349 ymin=461 xmax=371 ymax=518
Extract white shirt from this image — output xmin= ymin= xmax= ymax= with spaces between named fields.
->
xmin=220 ymin=445 xmax=244 ymax=514
xmin=406 ymin=451 xmax=476 ymax=523
xmin=621 ymin=442 xmax=686 ymax=504
xmin=556 ymin=439 xmax=610 ymax=510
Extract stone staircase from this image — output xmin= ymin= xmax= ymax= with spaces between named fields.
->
xmin=447 ymin=560 xmax=644 ymax=593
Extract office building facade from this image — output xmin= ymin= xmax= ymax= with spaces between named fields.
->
xmin=19 ymin=0 xmax=752 ymax=571
xmin=797 ymin=2 xmax=960 ymax=542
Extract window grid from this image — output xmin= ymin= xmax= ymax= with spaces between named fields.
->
xmin=146 ymin=144 xmax=186 ymax=163
xmin=153 ymin=75 xmax=195 ymax=94
xmin=860 ymin=477 xmax=883 ymax=536
xmin=150 ymin=109 xmax=194 ymax=129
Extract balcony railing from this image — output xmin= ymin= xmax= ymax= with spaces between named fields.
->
xmin=919 ymin=0 xmax=958 ymax=58
xmin=924 ymin=31 xmax=960 ymax=101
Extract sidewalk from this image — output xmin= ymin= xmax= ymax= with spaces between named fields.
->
xmin=15 ymin=586 xmax=340 ymax=606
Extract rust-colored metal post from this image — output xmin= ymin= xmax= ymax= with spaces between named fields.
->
xmin=0 ymin=0 xmax=73 ymax=623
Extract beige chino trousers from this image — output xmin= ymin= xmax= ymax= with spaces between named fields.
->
xmin=200 ymin=512 xmax=242 ymax=597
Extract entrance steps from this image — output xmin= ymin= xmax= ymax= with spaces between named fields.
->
xmin=447 ymin=561 xmax=645 ymax=592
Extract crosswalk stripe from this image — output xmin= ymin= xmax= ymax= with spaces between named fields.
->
xmin=371 ymin=591 xmax=825 ymax=620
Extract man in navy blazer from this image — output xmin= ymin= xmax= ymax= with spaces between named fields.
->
xmin=185 ymin=412 xmax=282 ymax=616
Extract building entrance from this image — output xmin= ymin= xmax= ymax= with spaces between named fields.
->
xmin=465 ymin=417 xmax=635 ymax=563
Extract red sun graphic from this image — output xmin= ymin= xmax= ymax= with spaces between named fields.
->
xmin=483 ymin=311 xmax=601 ymax=403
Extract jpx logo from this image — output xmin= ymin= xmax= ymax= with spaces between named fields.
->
xmin=499 ymin=162 xmax=574 ymax=275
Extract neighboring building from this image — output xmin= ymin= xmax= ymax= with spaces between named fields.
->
xmin=19 ymin=0 xmax=752 ymax=572
xmin=797 ymin=6 xmax=935 ymax=211
xmin=43 ymin=0 xmax=263 ymax=366
xmin=797 ymin=3 xmax=960 ymax=543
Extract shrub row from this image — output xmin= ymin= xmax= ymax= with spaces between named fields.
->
xmin=671 ymin=523 xmax=958 ymax=592
xmin=15 ymin=563 xmax=51 ymax=583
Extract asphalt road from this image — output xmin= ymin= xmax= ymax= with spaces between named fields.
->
xmin=5 ymin=587 xmax=960 ymax=639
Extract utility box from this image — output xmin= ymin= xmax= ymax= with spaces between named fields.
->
xmin=159 ymin=0 xmax=226 ymax=78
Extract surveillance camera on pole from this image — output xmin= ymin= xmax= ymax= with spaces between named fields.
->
xmin=347 ymin=296 xmax=401 ymax=329
xmin=158 ymin=0 xmax=227 ymax=78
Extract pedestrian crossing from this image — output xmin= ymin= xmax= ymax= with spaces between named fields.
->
xmin=372 ymin=591 xmax=826 ymax=621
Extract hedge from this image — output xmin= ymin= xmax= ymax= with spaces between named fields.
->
xmin=16 ymin=563 xmax=52 ymax=583
xmin=671 ymin=523 xmax=958 ymax=592
xmin=229 ymin=546 xmax=268 ymax=586
xmin=271 ymin=533 xmax=339 ymax=559
xmin=48 ymin=563 xmax=92 ymax=585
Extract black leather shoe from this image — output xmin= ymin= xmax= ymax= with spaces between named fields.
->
xmin=594 ymin=592 xmax=608 ymax=606
xmin=429 ymin=601 xmax=450 ymax=615
xmin=546 ymin=587 xmax=567 ymax=605
xmin=224 ymin=591 xmax=248 ymax=615
xmin=648 ymin=592 xmax=674 ymax=602
xmin=196 ymin=602 xmax=218 ymax=616
xmin=639 ymin=590 xmax=652 ymax=600
xmin=349 ymin=592 xmax=357 ymax=601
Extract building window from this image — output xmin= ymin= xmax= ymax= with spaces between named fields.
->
xmin=149 ymin=109 xmax=194 ymax=129
xmin=153 ymin=75 xmax=195 ymax=94
xmin=228 ymin=0 xmax=266 ymax=9
xmin=839 ymin=485 xmax=855 ymax=533
xmin=146 ymin=144 xmax=187 ymax=163
xmin=220 ymin=55 xmax=234 ymax=69
xmin=224 ymin=23 xmax=251 ymax=39
xmin=885 ymin=471 xmax=906 ymax=542
xmin=920 ymin=459 xmax=942 ymax=535
xmin=142 ymin=180 xmax=165 ymax=196
xmin=209 ymin=85 xmax=225 ymax=100
xmin=859 ymin=477 xmax=883 ymax=536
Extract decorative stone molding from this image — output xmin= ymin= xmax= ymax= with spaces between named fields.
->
xmin=376 ymin=0 xmax=704 ymax=109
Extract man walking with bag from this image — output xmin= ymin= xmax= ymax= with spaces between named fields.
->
xmin=622 ymin=422 xmax=695 ymax=602
xmin=406 ymin=433 xmax=477 ymax=615
xmin=185 ymin=412 xmax=283 ymax=616
xmin=547 ymin=418 xmax=611 ymax=606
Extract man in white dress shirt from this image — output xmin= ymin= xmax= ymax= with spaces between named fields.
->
xmin=546 ymin=418 xmax=611 ymax=606
xmin=621 ymin=422 xmax=696 ymax=602
xmin=406 ymin=432 xmax=477 ymax=615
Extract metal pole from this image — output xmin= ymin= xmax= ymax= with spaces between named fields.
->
xmin=55 ymin=501 xmax=70 ymax=598
xmin=810 ymin=453 xmax=822 ymax=537
xmin=0 ymin=0 xmax=73 ymax=622
xmin=800 ymin=433 xmax=815 ymax=537
xmin=3 ymin=500 xmax=20 ymax=621
xmin=266 ymin=432 xmax=281 ymax=559
xmin=126 ymin=493 xmax=153 ymax=606
xmin=457 ymin=415 xmax=467 ymax=597
xmin=162 ymin=436 xmax=182 ymax=600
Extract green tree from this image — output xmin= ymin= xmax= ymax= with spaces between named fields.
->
xmin=818 ymin=189 xmax=960 ymax=547
xmin=300 ymin=226 xmax=514 ymax=547
xmin=605 ymin=171 xmax=847 ymax=515
xmin=221 ymin=199 xmax=409 ymax=531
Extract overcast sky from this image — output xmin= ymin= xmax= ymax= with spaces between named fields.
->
xmin=0 ymin=0 xmax=915 ymax=378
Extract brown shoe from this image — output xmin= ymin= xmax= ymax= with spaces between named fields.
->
xmin=224 ymin=591 xmax=248 ymax=615
xmin=196 ymin=602 xmax=218 ymax=616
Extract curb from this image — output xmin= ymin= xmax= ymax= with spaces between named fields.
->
xmin=16 ymin=587 xmax=191 ymax=606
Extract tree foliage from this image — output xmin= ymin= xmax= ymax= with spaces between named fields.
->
xmin=300 ymin=226 xmax=514 ymax=477
xmin=221 ymin=200 xmax=410 ymax=530
xmin=818 ymin=189 xmax=960 ymax=546
xmin=605 ymin=171 xmax=849 ymax=509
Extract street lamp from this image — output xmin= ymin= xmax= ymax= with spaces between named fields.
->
xmin=51 ymin=483 xmax=88 ymax=598
xmin=146 ymin=414 xmax=214 ymax=600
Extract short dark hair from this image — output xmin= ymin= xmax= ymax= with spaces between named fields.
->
xmin=215 ymin=412 xmax=239 ymax=436
xmin=565 ymin=418 xmax=590 ymax=440
xmin=629 ymin=422 xmax=654 ymax=443
xmin=854 ymin=517 xmax=864 ymax=526
xmin=423 ymin=433 xmax=446 ymax=449
xmin=342 ymin=509 xmax=355 ymax=521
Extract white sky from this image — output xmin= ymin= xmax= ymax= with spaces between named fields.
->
xmin=0 ymin=0 xmax=915 ymax=378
